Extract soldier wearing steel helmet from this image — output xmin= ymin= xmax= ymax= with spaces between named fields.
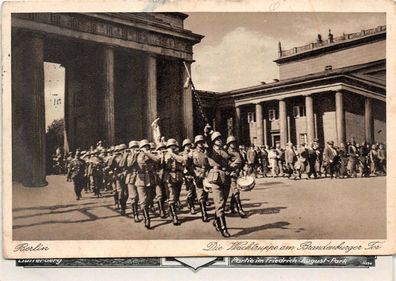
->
xmin=191 ymin=134 xmax=210 ymax=222
xmin=91 ymin=149 xmax=105 ymax=198
xmin=108 ymin=144 xmax=128 ymax=215
xmin=147 ymin=142 xmax=158 ymax=213
xmin=154 ymin=141 xmax=167 ymax=218
xmin=226 ymin=135 xmax=246 ymax=218
xmin=135 ymin=139 xmax=161 ymax=229
xmin=181 ymin=138 xmax=197 ymax=215
xmin=125 ymin=140 xmax=140 ymax=222
xmin=163 ymin=138 xmax=185 ymax=225
xmin=204 ymin=127 xmax=232 ymax=238
xmin=70 ymin=150 xmax=86 ymax=200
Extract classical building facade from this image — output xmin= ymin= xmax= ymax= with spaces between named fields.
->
xmin=198 ymin=26 xmax=386 ymax=148
xmin=12 ymin=13 xmax=203 ymax=186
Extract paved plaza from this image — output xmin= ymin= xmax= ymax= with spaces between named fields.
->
xmin=12 ymin=175 xmax=386 ymax=240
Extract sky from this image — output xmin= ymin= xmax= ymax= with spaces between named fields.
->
xmin=184 ymin=12 xmax=385 ymax=92
xmin=43 ymin=12 xmax=385 ymax=127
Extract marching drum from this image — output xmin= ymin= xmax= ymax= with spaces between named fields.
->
xmin=236 ymin=175 xmax=256 ymax=191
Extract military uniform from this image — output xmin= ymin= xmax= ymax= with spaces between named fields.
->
xmin=205 ymin=131 xmax=231 ymax=237
xmin=181 ymin=139 xmax=197 ymax=214
xmin=70 ymin=153 xmax=86 ymax=200
xmin=154 ymin=143 xmax=167 ymax=218
xmin=134 ymin=139 xmax=161 ymax=229
xmin=227 ymin=136 xmax=246 ymax=218
xmin=90 ymin=151 xmax=104 ymax=197
xmin=163 ymin=139 xmax=185 ymax=225
xmin=109 ymin=144 xmax=128 ymax=215
xmin=192 ymin=135 xmax=210 ymax=222
xmin=125 ymin=141 xmax=140 ymax=222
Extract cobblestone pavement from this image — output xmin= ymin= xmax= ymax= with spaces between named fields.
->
xmin=12 ymin=175 xmax=386 ymax=240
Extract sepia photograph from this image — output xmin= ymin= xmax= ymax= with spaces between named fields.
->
xmin=2 ymin=0 xmax=396 ymax=258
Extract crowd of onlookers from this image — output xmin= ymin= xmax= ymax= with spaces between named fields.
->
xmin=237 ymin=138 xmax=386 ymax=180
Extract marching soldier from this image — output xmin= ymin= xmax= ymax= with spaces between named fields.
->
xmin=135 ymin=139 xmax=160 ymax=229
xmin=125 ymin=140 xmax=140 ymax=222
xmin=192 ymin=135 xmax=210 ymax=222
xmin=226 ymin=136 xmax=246 ymax=218
xmin=65 ymin=152 xmax=73 ymax=182
xmin=154 ymin=142 xmax=167 ymax=218
xmin=70 ymin=151 xmax=86 ymax=200
xmin=205 ymin=129 xmax=231 ymax=238
xmin=109 ymin=144 xmax=128 ymax=215
xmin=181 ymin=138 xmax=197 ymax=215
xmin=163 ymin=139 xmax=185 ymax=225
xmin=91 ymin=149 xmax=104 ymax=197
xmin=147 ymin=142 xmax=158 ymax=213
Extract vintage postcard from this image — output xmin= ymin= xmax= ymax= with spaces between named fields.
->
xmin=2 ymin=0 xmax=396 ymax=258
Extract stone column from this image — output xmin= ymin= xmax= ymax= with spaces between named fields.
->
xmin=279 ymin=99 xmax=287 ymax=148
xmin=305 ymin=95 xmax=315 ymax=144
xmin=145 ymin=54 xmax=157 ymax=141
xmin=23 ymin=34 xmax=47 ymax=187
xmin=255 ymin=103 xmax=264 ymax=146
xmin=235 ymin=105 xmax=241 ymax=140
xmin=263 ymin=118 xmax=268 ymax=146
xmin=335 ymin=91 xmax=345 ymax=145
xmin=182 ymin=61 xmax=194 ymax=139
xmin=365 ymin=97 xmax=373 ymax=143
xmin=215 ymin=108 xmax=222 ymax=132
xmin=103 ymin=46 xmax=115 ymax=146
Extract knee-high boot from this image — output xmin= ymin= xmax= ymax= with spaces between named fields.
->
xmin=143 ymin=208 xmax=151 ymax=229
xmin=188 ymin=197 xmax=196 ymax=215
xmin=219 ymin=215 xmax=231 ymax=238
xmin=132 ymin=203 xmax=141 ymax=222
xmin=169 ymin=204 xmax=181 ymax=225
xmin=234 ymin=194 xmax=246 ymax=218
xmin=212 ymin=215 xmax=221 ymax=232
xmin=199 ymin=201 xmax=209 ymax=222
xmin=157 ymin=200 xmax=167 ymax=218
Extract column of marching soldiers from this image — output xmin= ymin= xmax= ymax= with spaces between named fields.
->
xmin=58 ymin=124 xmax=387 ymax=237
xmin=64 ymin=125 xmax=247 ymax=238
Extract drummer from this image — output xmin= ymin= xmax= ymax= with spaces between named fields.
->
xmin=204 ymin=125 xmax=232 ymax=238
xmin=226 ymin=136 xmax=247 ymax=218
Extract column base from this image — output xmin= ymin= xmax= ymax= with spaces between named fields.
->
xmin=22 ymin=178 xmax=48 ymax=188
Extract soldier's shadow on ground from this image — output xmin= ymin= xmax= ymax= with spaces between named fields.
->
xmin=13 ymin=204 xmax=122 ymax=230
xmin=13 ymin=201 xmax=97 ymax=212
xmin=230 ymin=221 xmax=290 ymax=237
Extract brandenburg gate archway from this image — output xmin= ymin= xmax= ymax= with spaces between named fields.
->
xmin=11 ymin=13 xmax=203 ymax=187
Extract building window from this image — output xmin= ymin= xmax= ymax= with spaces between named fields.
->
xmin=268 ymin=109 xmax=277 ymax=121
xmin=247 ymin=112 xmax=255 ymax=123
xmin=293 ymin=105 xmax=306 ymax=118
xmin=299 ymin=133 xmax=307 ymax=144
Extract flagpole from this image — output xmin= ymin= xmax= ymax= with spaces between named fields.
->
xmin=182 ymin=61 xmax=208 ymax=124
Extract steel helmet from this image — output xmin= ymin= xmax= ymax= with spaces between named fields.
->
xmin=128 ymin=140 xmax=139 ymax=149
xmin=194 ymin=135 xmax=205 ymax=144
xmin=139 ymin=139 xmax=150 ymax=149
xmin=226 ymin=136 xmax=237 ymax=145
xmin=211 ymin=131 xmax=222 ymax=142
xmin=166 ymin=138 xmax=179 ymax=148
xmin=156 ymin=142 xmax=166 ymax=151
xmin=118 ymin=144 xmax=127 ymax=151
xmin=182 ymin=138 xmax=192 ymax=148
